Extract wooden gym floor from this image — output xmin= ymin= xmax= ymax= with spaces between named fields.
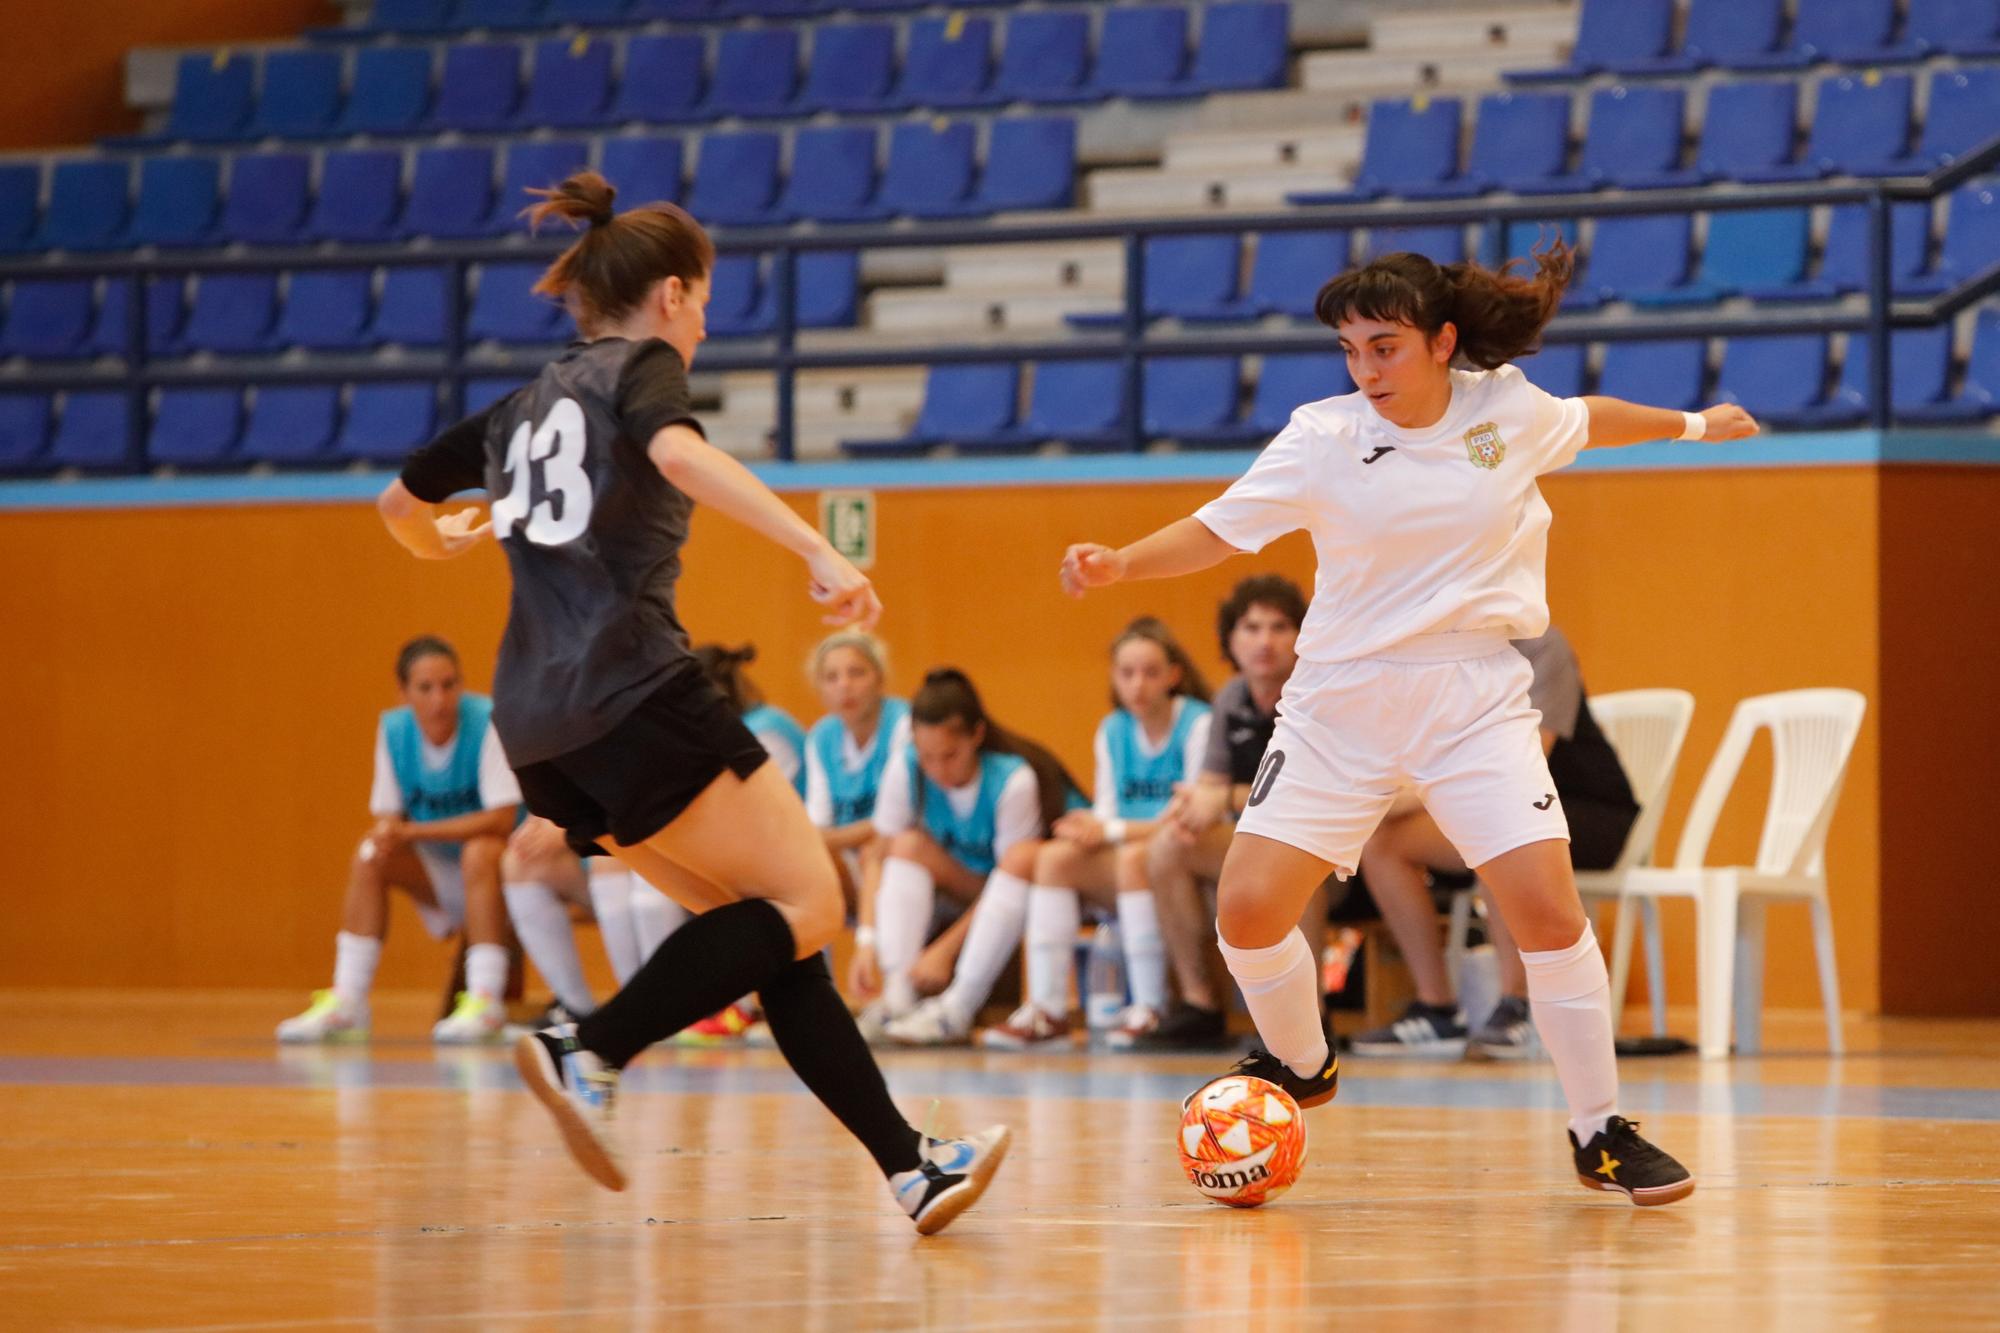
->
xmin=5 ymin=991 xmax=2000 ymax=1331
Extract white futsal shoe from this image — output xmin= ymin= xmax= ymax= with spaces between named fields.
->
xmin=892 ymin=1124 xmax=1013 ymax=1236
xmin=276 ymin=989 xmax=369 ymax=1044
xmin=514 ymin=1023 xmax=626 ymax=1192
xmin=885 ymin=996 xmax=973 ymax=1047
xmin=432 ymin=991 xmax=509 ymax=1044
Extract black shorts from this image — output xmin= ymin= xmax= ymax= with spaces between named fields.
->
xmin=1567 ymin=796 xmax=1638 ymax=872
xmin=513 ymin=663 xmax=769 ymax=858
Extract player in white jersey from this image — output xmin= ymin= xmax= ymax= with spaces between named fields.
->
xmin=1061 ymin=244 xmax=1754 ymax=1206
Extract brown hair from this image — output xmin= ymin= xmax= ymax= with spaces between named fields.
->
xmin=1216 ymin=574 xmax=1307 ymax=668
xmin=525 ymin=170 xmax=715 ymax=336
xmin=694 ymin=642 xmax=764 ymax=715
xmin=395 ymin=635 xmax=458 ymax=685
xmin=1313 ymin=240 xmax=1574 ymax=369
xmin=910 ymin=668 xmax=1083 ymax=835
xmin=1109 ymin=616 xmax=1211 ymax=708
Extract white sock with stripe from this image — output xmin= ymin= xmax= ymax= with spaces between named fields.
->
xmin=1026 ymin=885 xmax=1080 ymax=1017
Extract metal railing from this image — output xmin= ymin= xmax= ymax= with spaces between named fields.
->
xmin=2 ymin=131 xmax=1996 ymax=467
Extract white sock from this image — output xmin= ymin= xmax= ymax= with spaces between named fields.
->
xmin=938 ymin=869 xmax=1030 ymax=1025
xmin=875 ymin=856 xmax=935 ymax=1016
xmin=1026 ymin=885 xmax=1080 ymax=1017
xmin=465 ymin=941 xmax=511 ymax=1001
xmin=1118 ymin=889 xmax=1167 ymax=1014
xmin=1218 ymin=928 xmax=1327 ymax=1078
xmin=587 ymin=864 xmax=642 ymax=985
xmin=504 ymin=881 xmax=595 ymax=1015
xmin=332 ymin=931 xmax=382 ymax=1006
xmin=1520 ymin=924 xmax=1619 ymax=1143
xmin=630 ymin=883 xmax=689 ymax=963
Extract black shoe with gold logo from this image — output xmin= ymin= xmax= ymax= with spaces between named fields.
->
xmin=1570 ymin=1116 xmax=1695 ymax=1206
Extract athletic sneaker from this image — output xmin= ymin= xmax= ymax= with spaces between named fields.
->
xmin=1132 ymin=1004 xmax=1232 ymax=1053
xmin=1104 ymin=1004 xmax=1162 ymax=1051
xmin=884 ymin=996 xmax=972 ymax=1047
xmin=1348 ymin=1001 xmax=1469 ymax=1058
xmin=514 ymin=1024 xmax=625 ymax=1192
xmin=432 ymin=991 xmax=509 ymax=1044
xmin=673 ymin=999 xmax=756 ymax=1046
xmin=855 ymin=1001 xmax=894 ymax=1045
xmin=1188 ymin=1037 xmax=1339 ymax=1111
xmin=1469 ymin=995 xmax=1538 ymax=1061
xmin=1570 ymin=1117 xmax=1695 ymax=1206
xmin=892 ymin=1125 xmax=1013 ymax=1236
xmin=276 ymin=990 xmax=368 ymax=1044
xmin=978 ymin=1003 xmax=1071 ymax=1051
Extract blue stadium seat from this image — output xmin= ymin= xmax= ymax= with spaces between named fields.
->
xmin=0 ymin=395 xmax=52 ymax=472
xmin=0 ymin=281 xmax=94 ymax=360
xmin=1756 ymin=74 xmax=1921 ymax=179
xmin=240 ymin=386 xmax=342 ymax=464
xmin=164 ymin=52 xmax=255 ymax=142
xmin=686 ymin=131 xmax=782 ymax=225
xmin=872 ymin=120 xmax=978 ymax=219
xmin=611 ymin=35 xmax=706 ymax=123
xmin=773 ymin=126 xmax=880 ymax=223
xmin=984 ymin=11 xmax=1092 ymax=106
xmin=37 ymin=160 xmax=131 ymax=251
xmin=1907 ymin=0 xmax=2000 ymax=55
xmin=493 ymin=139 xmax=590 ymax=234
xmin=1621 ymin=0 xmax=1787 ymax=72
xmin=1487 ymin=217 xmax=1578 ymax=269
xmin=1294 ymin=96 xmax=1461 ymax=202
xmin=149 ymin=389 xmax=243 ymax=467
xmin=181 ymin=274 xmax=279 ymax=354
xmin=1906 ymin=184 xmax=2000 ymax=296
xmin=1144 ymin=356 xmax=1241 ymax=438
xmin=1716 ymin=334 xmax=1834 ymax=423
xmin=1903 ymin=309 xmax=2000 ymax=421
xmin=842 ymin=362 xmax=1020 ymax=455
xmin=336 ymin=385 xmax=438 ymax=464
xmin=719 ymin=0 xmax=816 ymax=15
xmin=1748 ymin=200 xmax=1934 ymax=300
xmin=88 ymin=278 xmax=188 ymax=358
xmin=549 ymin=0 xmax=636 ymax=25
xmin=1518 ymin=85 xmax=1688 ymax=192
xmin=1790 ymin=326 xmax=1959 ymax=426
xmin=599 ymin=135 xmax=684 ymax=204
xmin=1739 ymin=0 xmax=1923 ymax=67
xmin=845 ymin=0 xmax=923 ymax=11
xmin=434 ymin=42 xmax=522 ymax=131
xmin=221 ymin=153 xmax=312 ymax=245
xmin=130 ymin=156 xmax=221 ymax=247
xmin=337 ymin=47 xmax=434 ymax=135
xmin=1690 ymin=81 xmax=1801 ymax=182
xmin=1920 ymin=69 xmax=2000 ymax=171
xmin=368 ymin=267 xmax=449 ymax=346
xmin=961 ymin=359 xmax=1127 ymax=452
xmin=524 ymin=36 xmax=614 ymax=128
xmin=1067 ymin=234 xmax=1242 ymax=327
xmin=949 ymin=115 xmax=1076 ymax=215
xmin=1363 ymin=224 xmax=1466 ymax=265
xmin=1516 ymin=344 xmax=1588 ymax=398
xmin=454 ymin=0 xmax=550 ymax=29
xmin=892 ymin=16 xmax=995 ymax=109
xmin=630 ymin=0 xmax=721 ymax=15
xmin=308 ymin=150 xmax=403 ymax=243
xmin=366 ymin=0 xmax=455 ymax=32
xmin=51 ymin=392 xmax=135 ymax=471
xmin=1245 ymin=352 xmax=1353 ymax=432
xmin=797 ymin=250 xmax=860 ymax=328
xmin=0 ymin=163 xmax=38 ymax=252
xmin=1597 ymin=339 xmax=1706 ymax=410
xmin=274 ymin=270 xmax=374 ymax=350
xmin=1573 ymin=213 xmax=1692 ymax=305
xmin=1174 ymin=229 xmax=1348 ymax=322
xmin=1630 ymin=209 xmax=1812 ymax=307
xmin=1445 ymin=92 xmax=1571 ymax=196
xmin=1182 ymin=2 xmax=1290 ymax=94
xmin=250 ymin=50 xmax=344 ymax=138
xmin=1509 ymin=0 xmax=1675 ymax=81
xmin=1086 ymin=6 xmax=1188 ymax=100
xmin=704 ymin=29 xmax=800 ymax=118
xmin=468 ymin=263 xmax=570 ymax=343
xmin=402 ymin=145 xmax=497 ymax=238
xmin=465 ymin=379 xmax=526 ymax=414
xmin=797 ymin=23 xmax=897 ymax=113
xmin=704 ymin=255 xmax=770 ymax=338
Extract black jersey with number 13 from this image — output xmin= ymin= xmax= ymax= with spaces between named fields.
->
xmin=399 ymin=337 xmax=707 ymax=766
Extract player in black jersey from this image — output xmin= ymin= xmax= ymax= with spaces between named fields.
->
xmin=376 ymin=171 xmax=1008 ymax=1235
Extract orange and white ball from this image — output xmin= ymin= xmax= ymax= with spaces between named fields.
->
xmin=1177 ymin=1075 xmax=1307 ymax=1208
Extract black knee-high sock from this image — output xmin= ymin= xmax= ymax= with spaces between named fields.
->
xmin=760 ymin=953 xmax=923 ymax=1177
xmin=577 ymin=898 xmax=795 ymax=1069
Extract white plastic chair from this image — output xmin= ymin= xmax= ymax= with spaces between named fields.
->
xmin=1614 ymin=689 xmax=1867 ymax=1060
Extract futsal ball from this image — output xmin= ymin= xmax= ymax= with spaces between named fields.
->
xmin=1177 ymin=1075 xmax=1307 ymax=1208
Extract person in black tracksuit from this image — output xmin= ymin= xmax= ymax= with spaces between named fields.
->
xmin=377 ymin=170 xmax=1008 ymax=1235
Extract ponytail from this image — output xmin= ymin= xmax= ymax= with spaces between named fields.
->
xmin=527 ymin=170 xmax=715 ymax=337
xmin=1314 ymin=239 xmax=1573 ymax=369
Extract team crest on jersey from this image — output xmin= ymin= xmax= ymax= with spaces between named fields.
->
xmin=1463 ymin=421 xmax=1507 ymax=469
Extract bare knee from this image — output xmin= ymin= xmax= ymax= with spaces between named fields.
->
xmin=1215 ymin=879 xmax=1297 ymax=950
xmin=998 ymin=838 xmax=1039 ymax=879
xmin=1114 ymin=842 xmax=1150 ymax=892
xmin=887 ymin=829 xmax=929 ymax=861
xmin=1146 ymin=829 xmax=1189 ymax=880
xmin=1035 ymin=839 xmax=1086 ymax=886
xmin=460 ymin=835 xmax=506 ymax=889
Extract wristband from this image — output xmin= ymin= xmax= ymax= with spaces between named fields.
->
xmin=1102 ymin=818 xmax=1128 ymax=845
xmin=1677 ymin=410 xmax=1708 ymax=442
xmin=855 ymin=926 xmax=877 ymax=949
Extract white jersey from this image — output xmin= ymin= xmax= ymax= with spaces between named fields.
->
xmin=1194 ymin=364 xmax=1589 ymax=664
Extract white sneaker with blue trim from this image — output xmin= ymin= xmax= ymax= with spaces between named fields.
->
xmin=513 ymin=1024 xmax=626 ymax=1192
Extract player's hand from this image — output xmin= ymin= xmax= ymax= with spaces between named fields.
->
xmin=848 ymin=943 xmax=882 ymax=1000
xmin=1060 ymin=543 xmax=1127 ymax=598
xmin=369 ymin=817 xmax=409 ymax=852
xmin=433 ymin=505 xmax=493 ymax=556
xmin=1053 ymin=810 xmax=1105 ymax=849
xmin=508 ymin=815 xmax=568 ymax=864
xmin=806 ymin=545 xmax=883 ymax=630
xmin=1698 ymin=404 xmax=1759 ymax=442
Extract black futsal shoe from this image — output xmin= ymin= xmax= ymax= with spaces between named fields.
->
xmin=1186 ymin=1038 xmax=1340 ymax=1111
xmin=1570 ymin=1116 xmax=1695 ymax=1206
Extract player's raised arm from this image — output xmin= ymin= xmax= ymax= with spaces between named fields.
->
xmin=377 ymin=407 xmax=498 ymax=560
xmin=1060 ymin=517 xmax=1239 ymax=598
xmin=1582 ymin=397 xmax=1759 ymax=450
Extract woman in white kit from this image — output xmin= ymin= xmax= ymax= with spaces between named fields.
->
xmin=1061 ymin=244 xmax=1754 ymax=1206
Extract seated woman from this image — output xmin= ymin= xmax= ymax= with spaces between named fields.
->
xmin=859 ymin=669 xmax=1081 ymax=1047
xmin=277 ymin=636 xmax=522 ymax=1045
xmin=1349 ymin=625 xmax=1639 ymax=1060
xmin=802 ymin=630 xmax=910 ymax=930
xmin=982 ymin=617 xmax=1213 ymax=1051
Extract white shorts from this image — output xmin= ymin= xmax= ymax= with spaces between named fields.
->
xmin=413 ymin=844 xmax=468 ymax=940
xmin=1235 ymin=632 xmax=1570 ymax=877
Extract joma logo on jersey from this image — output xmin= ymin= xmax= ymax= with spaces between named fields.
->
xmin=1463 ymin=421 xmax=1507 ymax=470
